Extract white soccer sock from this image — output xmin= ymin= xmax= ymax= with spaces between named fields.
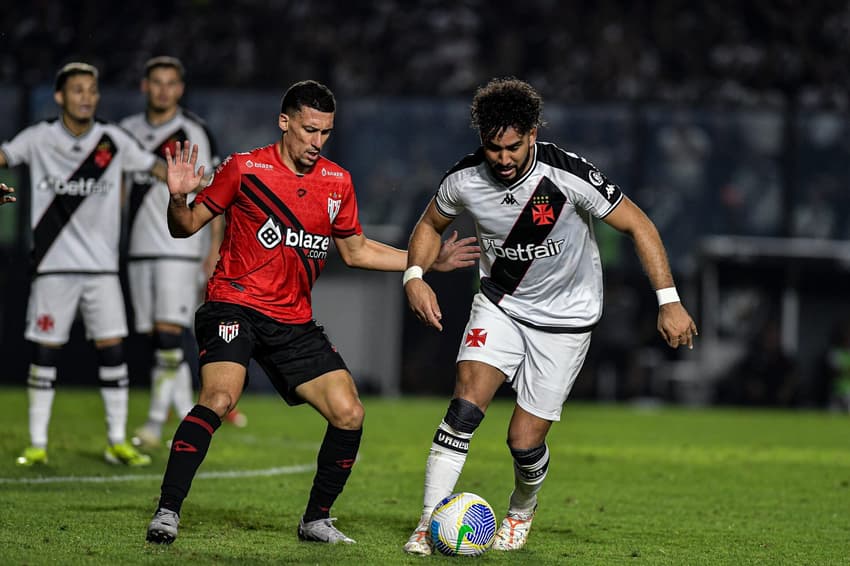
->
xmin=147 ymin=348 xmax=182 ymax=430
xmin=420 ymin=421 xmax=473 ymax=520
xmin=171 ymin=361 xmax=195 ymax=419
xmin=99 ymin=364 xmax=129 ymax=446
xmin=27 ymin=364 xmax=57 ymax=449
xmin=508 ymin=444 xmax=550 ymax=513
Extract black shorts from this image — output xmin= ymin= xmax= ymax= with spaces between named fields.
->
xmin=194 ymin=301 xmax=348 ymax=405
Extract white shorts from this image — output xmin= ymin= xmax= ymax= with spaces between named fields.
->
xmin=26 ymin=274 xmax=128 ymax=345
xmin=457 ymin=293 xmax=592 ymax=421
xmin=128 ymin=259 xmax=201 ymax=333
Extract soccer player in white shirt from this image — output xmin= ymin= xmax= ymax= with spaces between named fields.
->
xmin=119 ymin=57 xmax=243 ymax=450
xmin=402 ymin=78 xmax=698 ymax=554
xmin=0 ymin=62 xmax=167 ymax=467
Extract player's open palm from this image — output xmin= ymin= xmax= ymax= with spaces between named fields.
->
xmin=406 ymin=279 xmax=444 ymax=331
xmin=432 ymin=230 xmax=480 ymax=272
xmin=165 ymin=140 xmax=206 ymax=196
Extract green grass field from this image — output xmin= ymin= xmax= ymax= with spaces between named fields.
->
xmin=0 ymin=386 xmax=848 ymax=565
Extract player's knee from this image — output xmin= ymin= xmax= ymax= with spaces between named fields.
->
xmin=198 ymin=389 xmax=238 ymax=418
xmin=154 ymin=331 xmax=184 ymax=369
xmin=327 ymin=397 xmax=364 ymax=430
xmin=32 ymin=342 xmax=61 ymax=367
xmin=444 ymin=397 xmax=485 ymax=434
xmin=154 ymin=330 xmax=183 ymax=350
xmin=96 ymin=342 xmax=125 ymax=367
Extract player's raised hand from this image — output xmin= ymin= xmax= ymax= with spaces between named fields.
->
xmin=431 ymin=230 xmax=480 ymax=272
xmin=0 ymin=183 xmax=16 ymax=206
xmin=164 ymin=140 xmax=206 ymax=196
xmin=405 ymin=278 xmax=444 ymax=331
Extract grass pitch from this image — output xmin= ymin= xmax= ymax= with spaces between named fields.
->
xmin=0 ymin=386 xmax=848 ymax=565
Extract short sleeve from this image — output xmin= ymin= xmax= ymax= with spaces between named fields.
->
xmin=434 ymin=175 xmax=465 ymax=218
xmin=330 ymin=178 xmax=362 ymax=238
xmin=1 ymin=125 xmax=39 ymax=167
xmin=193 ymin=154 xmax=242 ymax=215
xmin=113 ymin=127 xmax=157 ymax=173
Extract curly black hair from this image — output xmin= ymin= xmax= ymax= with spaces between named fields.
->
xmin=470 ymin=77 xmax=543 ymax=141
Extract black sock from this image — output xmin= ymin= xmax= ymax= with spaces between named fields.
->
xmin=302 ymin=425 xmax=362 ymax=523
xmin=158 ymin=404 xmax=222 ymax=514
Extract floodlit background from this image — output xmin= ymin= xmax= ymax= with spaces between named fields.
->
xmin=2 ymin=1 xmax=850 ymax=409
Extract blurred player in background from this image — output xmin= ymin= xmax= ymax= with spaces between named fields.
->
xmin=402 ymin=77 xmax=697 ymax=554
xmin=120 ymin=56 xmax=244 ymax=450
xmin=0 ymin=62 xmax=165 ymax=467
xmin=145 ymin=80 xmax=479 ymax=546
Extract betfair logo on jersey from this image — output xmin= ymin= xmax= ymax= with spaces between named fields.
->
xmin=482 ymin=238 xmax=565 ymax=261
xmin=37 ymin=176 xmax=112 ymax=195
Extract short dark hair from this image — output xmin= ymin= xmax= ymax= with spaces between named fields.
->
xmin=470 ymin=77 xmax=543 ymax=141
xmin=55 ymin=62 xmax=98 ymax=92
xmin=280 ymin=80 xmax=336 ymax=115
xmin=144 ymin=56 xmax=185 ymax=80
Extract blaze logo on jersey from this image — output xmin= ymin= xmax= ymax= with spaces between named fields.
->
xmin=532 ymin=204 xmax=554 ymax=225
xmin=285 ymin=227 xmax=330 ymax=259
xmin=36 ymin=314 xmax=55 ymax=333
xmin=328 ymin=195 xmax=342 ymax=223
xmin=465 ymin=328 xmax=487 ymax=347
xmin=257 ymin=217 xmax=282 ymax=249
xmin=94 ymin=142 xmax=114 ymax=169
xmin=219 ymin=321 xmax=240 ymax=343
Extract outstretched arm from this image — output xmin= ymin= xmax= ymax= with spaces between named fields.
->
xmin=165 ymin=141 xmax=214 ymax=238
xmin=0 ymin=183 xmax=15 ymax=206
xmin=603 ymin=196 xmax=698 ymax=349
xmin=403 ymin=199 xmax=458 ymax=331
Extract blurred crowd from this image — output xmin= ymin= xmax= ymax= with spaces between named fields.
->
xmin=4 ymin=0 xmax=850 ymax=108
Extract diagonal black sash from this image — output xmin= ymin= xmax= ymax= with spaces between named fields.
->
xmin=481 ymin=176 xmax=566 ymax=303
xmin=32 ymin=133 xmax=118 ymax=269
xmin=127 ymin=128 xmax=186 ymax=236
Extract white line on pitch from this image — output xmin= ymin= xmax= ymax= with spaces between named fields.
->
xmin=0 ymin=463 xmax=314 ymax=485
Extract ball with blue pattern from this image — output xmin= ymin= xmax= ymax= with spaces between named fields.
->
xmin=429 ymin=492 xmax=497 ymax=556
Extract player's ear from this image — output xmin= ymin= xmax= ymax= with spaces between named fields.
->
xmin=528 ymin=127 xmax=538 ymax=145
xmin=279 ymin=113 xmax=289 ymax=133
xmin=141 ymin=78 xmax=149 ymax=94
xmin=53 ymin=90 xmax=64 ymax=107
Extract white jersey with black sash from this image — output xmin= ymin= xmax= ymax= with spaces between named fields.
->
xmin=120 ymin=109 xmax=218 ymax=261
xmin=1 ymin=118 xmax=156 ymax=275
xmin=435 ymin=141 xmax=624 ymax=332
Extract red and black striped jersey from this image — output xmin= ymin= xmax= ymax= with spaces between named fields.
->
xmin=194 ymin=143 xmax=362 ymax=323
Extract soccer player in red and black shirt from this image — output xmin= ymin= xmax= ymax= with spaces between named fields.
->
xmin=145 ymin=80 xmax=479 ymax=546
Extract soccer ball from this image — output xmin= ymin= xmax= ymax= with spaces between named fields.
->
xmin=429 ymin=492 xmax=497 ymax=556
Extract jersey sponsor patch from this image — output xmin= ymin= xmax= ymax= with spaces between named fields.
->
xmin=218 ymin=321 xmax=240 ymax=343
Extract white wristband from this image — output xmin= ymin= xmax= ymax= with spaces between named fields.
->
xmin=403 ymin=265 xmax=424 ymax=286
xmin=656 ymin=287 xmax=680 ymax=306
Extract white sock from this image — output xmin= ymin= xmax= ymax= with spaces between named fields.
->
xmin=99 ymin=364 xmax=129 ymax=446
xmin=27 ymin=364 xmax=57 ymax=449
xmin=508 ymin=444 xmax=550 ymax=513
xmin=171 ymin=361 xmax=195 ymax=419
xmin=147 ymin=348 xmax=182 ymax=430
xmin=420 ymin=421 xmax=473 ymax=521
